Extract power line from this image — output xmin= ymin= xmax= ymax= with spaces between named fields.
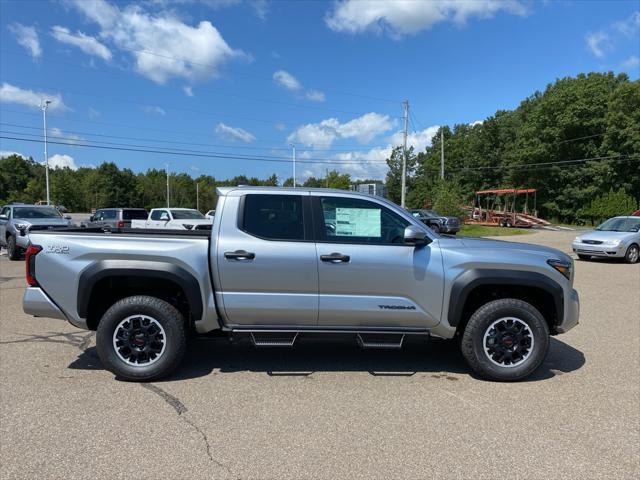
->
xmin=0 ymin=134 xmax=391 ymax=165
xmin=0 ymin=110 xmax=395 ymax=152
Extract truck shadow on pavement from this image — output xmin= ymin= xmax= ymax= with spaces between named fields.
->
xmin=68 ymin=335 xmax=585 ymax=383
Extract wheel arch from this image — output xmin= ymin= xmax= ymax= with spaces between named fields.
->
xmin=78 ymin=260 xmax=203 ymax=330
xmin=448 ymin=269 xmax=564 ymax=335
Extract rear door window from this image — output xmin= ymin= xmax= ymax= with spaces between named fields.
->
xmin=242 ymin=194 xmax=304 ymax=241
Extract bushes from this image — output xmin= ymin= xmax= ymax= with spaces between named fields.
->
xmin=580 ymin=188 xmax=638 ymax=224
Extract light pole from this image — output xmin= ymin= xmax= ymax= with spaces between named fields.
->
xmin=196 ymin=182 xmax=199 ymax=211
xmin=165 ymin=163 xmax=170 ymax=208
xmin=289 ymin=143 xmax=296 ymax=187
xmin=41 ymin=100 xmax=51 ymax=205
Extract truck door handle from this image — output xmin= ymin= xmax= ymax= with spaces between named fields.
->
xmin=224 ymin=250 xmax=255 ymax=260
xmin=320 ymin=253 xmax=350 ymax=263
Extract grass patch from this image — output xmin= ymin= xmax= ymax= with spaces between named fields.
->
xmin=458 ymin=224 xmax=535 ymax=237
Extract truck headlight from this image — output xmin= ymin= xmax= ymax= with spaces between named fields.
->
xmin=547 ymin=258 xmax=572 ymax=280
xmin=573 ymin=236 xmax=581 ymax=243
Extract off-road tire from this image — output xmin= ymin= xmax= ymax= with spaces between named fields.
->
xmin=430 ymin=224 xmax=440 ymax=234
xmin=96 ymin=295 xmax=187 ymax=381
xmin=577 ymin=254 xmax=591 ymax=261
xmin=624 ymin=244 xmax=639 ymax=264
xmin=7 ymin=235 xmax=21 ymax=261
xmin=461 ymin=298 xmax=549 ymax=381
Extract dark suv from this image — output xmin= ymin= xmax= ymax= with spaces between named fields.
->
xmin=409 ymin=209 xmax=460 ymax=235
xmin=82 ymin=208 xmax=148 ymax=229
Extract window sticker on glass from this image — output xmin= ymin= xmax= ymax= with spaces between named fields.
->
xmin=335 ymin=208 xmax=381 ymax=237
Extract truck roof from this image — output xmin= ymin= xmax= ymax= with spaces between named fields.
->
xmin=216 ymin=186 xmax=377 ymax=197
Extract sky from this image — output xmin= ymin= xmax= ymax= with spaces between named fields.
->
xmin=1 ymin=0 xmax=639 ymax=183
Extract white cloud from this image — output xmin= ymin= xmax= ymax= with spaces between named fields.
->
xmin=301 ymin=125 xmax=440 ymax=181
xmin=274 ymin=122 xmax=287 ymax=131
xmin=68 ymin=0 xmax=246 ymax=84
xmin=8 ymin=23 xmax=41 ymax=58
xmin=273 ymin=70 xmax=302 ymax=91
xmin=306 ymin=89 xmax=326 ymax=102
xmin=183 ymin=85 xmax=194 ymax=97
xmin=0 ymin=83 xmax=68 ymax=112
xmin=621 ymin=55 xmax=640 ymax=70
xmin=143 ymin=105 xmax=166 ymax=115
xmin=470 ymin=120 xmax=483 ymax=126
xmin=215 ymin=122 xmax=256 ymax=143
xmin=585 ymin=31 xmax=609 ymax=58
xmin=51 ymin=26 xmax=112 ymax=61
xmin=48 ymin=127 xmax=85 ymax=146
xmin=287 ymin=112 xmax=393 ymax=148
xmin=252 ymin=0 xmax=269 ymax=21
xmin=0 ymin=151 xmax=28 ymax=159
xmin=88 ymin=107 xmax=101 ymax=118
xmin=273 ymin=70 xmax=325 ymax=101
xmin=613 ymin=11 xmax=640 ymax=37
xmin=48 ymin=154 xmax=78 ymax=170
xmin=325 ymin=0 xmax=527 ymax=37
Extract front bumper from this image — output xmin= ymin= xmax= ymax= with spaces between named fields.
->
xmin=557 ymin=288 xmax=580 ymax=334
xmin=442 ymin=226 xmax=460 ymax=234
xmin=572 ymin=241 xmax=625 ymax=258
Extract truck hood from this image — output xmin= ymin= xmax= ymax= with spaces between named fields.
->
xmin=457 ymin=237 xmax=571 ymax=262
xmin=18 ymin=218 xmax=70 ymax=228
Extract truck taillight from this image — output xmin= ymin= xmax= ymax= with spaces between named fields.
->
xmin=25 ymin=245 xmax=42 ymax=287
xmin=116 ymin=221 xmax=125 ymax=228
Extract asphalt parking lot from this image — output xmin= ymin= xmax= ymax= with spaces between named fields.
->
xmin=0 ymin=229 xmax=638 ymax=480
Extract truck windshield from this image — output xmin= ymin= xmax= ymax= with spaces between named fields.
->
xmin=596 ymin=217 xmax=640 ymax=232
xmin=13 ymin=207 xmax=62 ymax=219
xmin=170 ymin=209 xmax=205 ymax=219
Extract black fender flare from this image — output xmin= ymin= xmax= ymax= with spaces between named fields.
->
xmin=77 ymin=260 xmax=203 ymax=320
xmin=447 ymin=269 xmax=564 ymax=327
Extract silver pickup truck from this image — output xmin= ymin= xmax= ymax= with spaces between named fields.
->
xmin=22 ymin=187 xmax=579 ymax=382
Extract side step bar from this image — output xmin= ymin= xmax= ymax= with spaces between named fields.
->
xmin=357 ymin=333 xmax=405 ymax=350
xmin=250 ymin=332 xmax=299 ymax=348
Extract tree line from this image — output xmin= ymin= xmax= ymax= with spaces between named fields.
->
xmin=0 ymin=154 xmax=358 ymax=213
xmin=386 ymin=72 xmax=639 ymax=223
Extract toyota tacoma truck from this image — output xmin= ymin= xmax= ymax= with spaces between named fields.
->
xmin=22 ymin=187 xmax=579 ymax=382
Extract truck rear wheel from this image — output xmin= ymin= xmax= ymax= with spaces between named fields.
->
xmin=461 ymin=298 xmax=549 ymax=381
xmin=96 ymin=295 xmax=186 ymax=381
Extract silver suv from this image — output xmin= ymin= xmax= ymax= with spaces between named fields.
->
xmin=0 ymin=204 xmax=71 ymax=260
xmin=82 ymin=208 xmax=148 ymax=229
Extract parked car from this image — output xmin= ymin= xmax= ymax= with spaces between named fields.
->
xmin=82 ymin=208 xmax=148 ymax=229
xmin=409 ymin=209 xmax=460 ymax=234
xmin=131 ymin=208 xmax=213 ymax=230
xmin=572 ymin=216 xmax=640 ymax=263
xmin=632 ymin=210 xmax=640 ymax=217
xmin=205 ymin=209 xmax=216 ymax=220
xmin=0 ymin=204 xmax=72 ymax=260
xmin=23 ymin=187 xmax=579 ymax=382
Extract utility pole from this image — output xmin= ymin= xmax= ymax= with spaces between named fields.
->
xmin=165 ymin=163 xmax=170 ymax=208
xmin=325 ymin=168 xmax=329 ymax=188
xmin=289 ymin=143 xmax=296 ymax=187
xmin=41 ymin=100 xmax=51 ymax=205
xmin=196 ymin=182 xmax=199 ymax=211
xmin=401 ymin=100 xmax=409 ymax=208
xmin=440 ymin=128 xmax=445 ymax=180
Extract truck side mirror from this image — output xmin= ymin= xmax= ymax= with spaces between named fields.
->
xmin=89 ymin=215 xmax=95 ymax=222
xmin=0 ymin=214 xmax=7 ymax=220
xmin=404 ymin=225 xmax=428 ymax=247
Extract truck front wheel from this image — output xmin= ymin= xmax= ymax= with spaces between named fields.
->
xmin=461 ymin=298 xmax=549 ymax=381
xmin=96 ymin=295 xmax=186 ymax=381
